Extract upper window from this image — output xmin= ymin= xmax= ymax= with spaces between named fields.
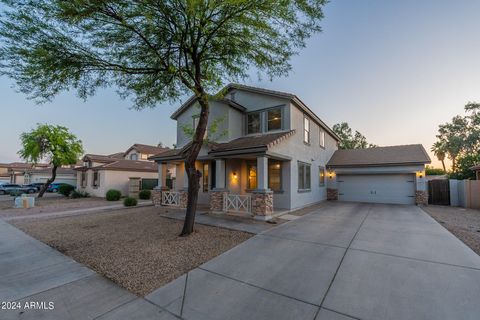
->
xmin=319 ymin=129 xmax=325 ymax=148
xmin=304 ymin=116 xmax=310 ymax=144
xmin=267 ymin=108 xmax=282 ymax=131
xmin=298 ymin=161 xmax=311 ymax=191
xmin=247 ymin=112 xmax=261 ymax=134
xmin=268 ymin=160 xmax=282 ymax=192
xmin=319 ymin=166 xmax=325 ymax=187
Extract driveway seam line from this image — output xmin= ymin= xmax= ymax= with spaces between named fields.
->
xmin=258 ymin=233 xmax=348 ymax=250
xmin=321 ymin=306 xmax=362 ymax=320
xmin=91 ymin=296 xmax=138 ymax=320
xmin=349 ymin=247 xmax=480 ymax=271
xmin=180 ymin=271 xmax=189 ymax=317
xmin=198 ymin=267 xmax=321 ymax=308
xmin=316 ymin=204 xmax=373 ymax=316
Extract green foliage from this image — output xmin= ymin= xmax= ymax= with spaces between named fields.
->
xmin=433 ymin=103 xmax=480 ymax=173
xmin=425 ymin=166 xmax=445 ymax=176
xmin=448 ymin=153 xmax=480 ymax=180
xmin=58 ymin=184 xmax=75 ymax=197
xmin=18 ymin=124 xmax=84 ymax=166
xmin=123 ymin=197 xmax=138 ymax=207
xmin=9 ymin=190 xmax=22 ymax=197
xmin=139 ymin=189 xmax=151 ymax=200
xmin=105 ymin=189 xmax=121 ymax=201
xmin=332 ymin=122 xmax=376 ymax=150
xmin=180 ymin=112 xmax=227 ymax=143
xmin=70 ymin=190 xmax=90 ymax=198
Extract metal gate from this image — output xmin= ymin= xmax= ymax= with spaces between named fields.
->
xmin=428 ymin=179 xmax=450 ymax=205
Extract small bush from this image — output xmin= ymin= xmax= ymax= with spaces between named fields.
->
xmin=9 ymin=190 xmax=23 ymax=197
xmin=71 ymin=190 xmax=90 ymax=199
xmin=58 ymin=184 xmax=75 ymax=197
xmin=106 ymin=189 xmax=121 ymax=201
xmin=139 ymin=189 xmax=151 ymax=200
xmin=123 ymin=197 xmax=138 ymax=207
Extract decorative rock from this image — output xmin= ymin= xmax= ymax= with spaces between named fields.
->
xmin=415 ymin=190 xmax=428 ymax=205
xmin=327 ymin=188 xmax=338 ymax=201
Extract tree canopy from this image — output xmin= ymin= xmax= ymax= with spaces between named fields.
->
xmin=332 ymin=122 xmax=376 ymax=150
xmin=18 ymin=124 xmax=84 ymax=196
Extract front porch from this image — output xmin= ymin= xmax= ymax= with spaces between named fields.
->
xmin=153 ymin=156 xmax=289 ymax=220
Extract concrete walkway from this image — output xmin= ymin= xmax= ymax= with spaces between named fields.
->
xmin=146 ymin=202 xmax=480 ymax=320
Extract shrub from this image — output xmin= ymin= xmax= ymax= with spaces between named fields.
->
xmin=58 ymin=184 xmax=75 ymax=197
xmin=106 ymin=189 xmax=121 ymax=201
xmin=70 ymin=190 xmax=90 ymax=199
xmin=123 ymin=197 xmax=138 ymax=207
xmin=139 ymin=189 xmax=151 ymax=200
xmin=425 ymin=166 xmax=445 ymax=176
xmin=9 ymin=190 xmax=23 ymax=197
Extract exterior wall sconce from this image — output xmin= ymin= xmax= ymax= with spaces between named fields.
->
xmin=232 ymin=171 xmax=238 ymax=179
xmin=416 ymin=171 xmax=424 ymax=179
xmin=328 ymin=171 xmax=335 ymax=179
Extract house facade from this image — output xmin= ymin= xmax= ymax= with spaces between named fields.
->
xmin=151 ymin=84 xmax=340 ymax=219
xmin=0 ymin=162 xmax=50 ymax=184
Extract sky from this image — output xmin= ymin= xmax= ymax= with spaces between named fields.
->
xmin=1 ymin=0 xmax=479 ymax=168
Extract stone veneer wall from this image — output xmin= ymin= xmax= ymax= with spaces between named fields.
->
xmin=178 ymin=190 xmax=188 ymax=209
xmin=327 ymin=188 xmax=338 ymax=201
xmin=415 ymin=190 xmax=428 ymax=205
xmin=152 ymin=187 xmax=188 ymax=208
xmin=210 ymin=190 xmax=228 ymax=212
xmin=152 ymin=187 xmax=162 ymax=206
xmin=251 ymin=191 xmax=273 ymax=219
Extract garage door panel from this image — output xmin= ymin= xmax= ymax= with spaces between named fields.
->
xmin=337 ymin=174 xmax=415 ymax=205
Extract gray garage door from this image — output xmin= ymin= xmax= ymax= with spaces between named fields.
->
xmin=337 ymin=174 xmax=415 ymax=205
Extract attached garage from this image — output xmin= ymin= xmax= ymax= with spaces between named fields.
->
xmin=337 ymin=173 xmax=415 ymax=205
xmin=327 ymin=144 xmax=431 ymax=205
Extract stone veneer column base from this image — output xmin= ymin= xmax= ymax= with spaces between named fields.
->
xmin=327 ymin=188 xmax=338 ymax=201
xmin=178 ymin=190 xmax=188 ymax=209
xmin=415 ymin=190 xmax=428 ymax=206
xmin=152 ymin=186 xmax=170 ymax=206
xmin=209 ymin=189 xmax=229 ymax=213
xmin=252 ymin=190 xmax=274 ymax=221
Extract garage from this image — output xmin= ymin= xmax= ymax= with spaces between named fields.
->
xmin=337 ymin=173 xmax=415 ymax=205
xmin=326 ymin=144 xmax=431 ymax=205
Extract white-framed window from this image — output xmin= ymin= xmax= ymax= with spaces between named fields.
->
xmin=267 ymin=107 xmax=282 ymax=132
xmin=319 ymin=166 xmax=325 ymax=187
xmin=298 ymin=161 xmax=311 ymax=191
xmin=92 ymin=171 xmax=99 ymax=187
xmin=319 ymin=129 xmax=325 ymax=148
xmin=304 ymin=116 xmax=310 ymax=144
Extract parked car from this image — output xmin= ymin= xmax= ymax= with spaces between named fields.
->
xmin=47 ymin=183 xmax=72 ymax=193
xmin=0 ymin=184 xmax=37 ymax=195
xmin=23 ymin=183 xmax=45 ymax=191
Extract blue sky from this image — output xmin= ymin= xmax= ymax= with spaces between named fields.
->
xmin=1 ymin=0 xmax=479 ymax=167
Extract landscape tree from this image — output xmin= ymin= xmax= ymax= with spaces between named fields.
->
xmin=0 ymin=0 xmax=327 ymax=235
xmin=18 ymin=124 xmax=84 ymax=197
xmin=332 ymin=122 xmax=376 ymax=149
xmin=431 ymin=141 xmax=447 ymax=172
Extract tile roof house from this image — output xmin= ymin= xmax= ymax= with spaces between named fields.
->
xmin=471 ymin=164 xmax=480 ymax=180
xmin=150 ymin=84 xmax=431 ymax=219
xmin=76 ymin=144 xmax=171 ymax=197
xmin=0 ymin=162 xmax=49 ymax=184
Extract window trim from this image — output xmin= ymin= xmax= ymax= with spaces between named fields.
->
xmin=246 ymin=111 xmax=262 ymax=135
xmin=92 ymin=171 xmax=99 ymax=188
xmin=266 ymin=106 xmax=283 ymax=132
xmin=297 ymin=161 xmax=311 ymax=192
xmin=319 ymin=129 xmax=325 ymax=148
xmin=319 ymin=166 xmax=325 ymax=187
xmin=246 ymin=105 xmax=285 ymax=135
xmin=268 ymin=159 xmax=282 ymax=192
xmin=303 ymin=116 xmax=310 ymax=145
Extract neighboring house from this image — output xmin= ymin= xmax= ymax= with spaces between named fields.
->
xmin=23 ymin=167 xmax=77 ymax=186
xmin=472 ymin=165 xmax=480 ymax=180
xmin=0 ymin=162 xmax=49 ymax=184
xmin=150 ymin=84 xmax=431 ymax=220
xmin=75 ymin=144 xmax=170 ymax=197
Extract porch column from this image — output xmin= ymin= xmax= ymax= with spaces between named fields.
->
xmin=256 ymin=156 xmax=269 ymax=191
xmin=157 ymin=162 xmax=167 ymax=188
xmin=215 ymin=159 xmax=226 ymax=189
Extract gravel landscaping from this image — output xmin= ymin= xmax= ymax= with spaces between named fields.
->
xmin=422 ymin=205 xmax=480 ymax=255
xmin=12 ymin=206 xmax=252 ymax=296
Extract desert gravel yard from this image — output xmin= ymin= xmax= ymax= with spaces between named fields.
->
xmin=422 ymin=205 xmax=480 ymax=255
xmin=12 ymin=206 xmax=252 ymax=296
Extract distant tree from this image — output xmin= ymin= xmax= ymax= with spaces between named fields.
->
xmin=18 ymin=124 xmax=84 ymax=197
xmin=425 ymin=165 xmax=445 ymax=176
xmin=332 ymin=122 xmax=376 ymax=149
xmin=431 ymin=141 xmax=447 ymax=172
xmin=0 ymin=0 xmax=327 ymax=235
xmin=448 ymin=153 xmax=480 ymax=180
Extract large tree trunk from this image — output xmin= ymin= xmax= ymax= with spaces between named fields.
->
xmin=180 ymin=91 xmax=209 ymax=236
xmin=38 ymin=165 xmax=58 ymax=198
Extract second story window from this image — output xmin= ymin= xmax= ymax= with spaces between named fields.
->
xmin=304 ymin=116 xmax=310 ymax=144
xmin=267 ymin=108 xmax=282 ymax=131
xmin=247 ymin=112 xmax=261 ymax=134
xmin=319 ymin=129 xmax=325 ymax=148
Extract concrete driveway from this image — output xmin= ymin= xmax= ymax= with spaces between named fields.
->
xmin=146 ymin=202 xmax=480 ymax=320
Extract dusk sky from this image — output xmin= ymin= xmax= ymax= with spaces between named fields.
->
xmin=1 ymin=0 xmax=479 ymax=168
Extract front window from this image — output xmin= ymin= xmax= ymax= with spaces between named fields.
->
xmin=93 ymin=171 xmax=99 ymax=187
xmin=267 ymin=108 xmax=282 ymax=131
xmin=247 ymin=161 xmax=257 ymax=190
xmin=81 ymin=171 xmax=87 ymax=187
xmin=130 ymin=153 xmax=138 ymax=161
xmin=247 ymin=112 xmax=261 ymax=134
xmin=298 ymin=162 xmax=311 ymax=190
xmin=203 ymin=162 xmax=209 ymax=192
xmin=268 ymin=160 xmax=282 ymax=192
xmin=141 ymin=154 xmax=149 ymax=160
xmin=319 ymin=166 xmax=325 ymax=186
xmin=319 ymin=130 xmax=325 ymax=148
xmin=304 ymin=116 xmax=310 ymax=144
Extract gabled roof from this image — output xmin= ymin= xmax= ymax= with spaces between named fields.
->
xmin=75 ymin=159 xmax=158 ymax=172
xmin=108 ymin=152 xmax=125 ymax=159
xmin=25 ymin=167 xmax=76 ymax=175
xmin=82 ymin=154 xmax=118 ymax=163
xmin=170 ymin=83 xmax=339 ymax=141
xmin=327 ymin=144 xmax=431 ymax=168
xmin=124 ymin=143 xmax=170 ymax=156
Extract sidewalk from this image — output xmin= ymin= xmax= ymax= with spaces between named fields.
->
xmin=0 ymin=218 xmax=178 ymax=320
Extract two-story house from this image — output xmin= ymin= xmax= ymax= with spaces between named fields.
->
xmin=150 ymin=84 xmax=340 ymax=219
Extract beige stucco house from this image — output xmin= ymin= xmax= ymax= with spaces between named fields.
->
xmin=0 ymin=162 xmax=50 ymax=184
